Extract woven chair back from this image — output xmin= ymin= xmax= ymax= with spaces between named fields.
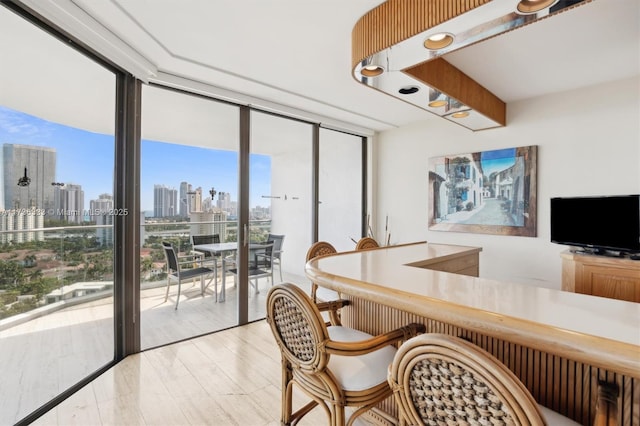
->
xmin=306 ymin=241 xmax=337 ymax=261
xmin=389 ymin=333 xmax=545 ymax=425
xmin=266 ymin=283 xmax=330 ymax=372
xmin=355 ymin=237 xmax=379 ymax=250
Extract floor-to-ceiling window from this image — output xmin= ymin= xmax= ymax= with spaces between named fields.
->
xmin=0 ymin=6 xmax=116 ymax=425
xmin=0 ymin=3 xmax=369 ymax=422
xmin=140 ymin=85 xmax=240 ymax=349
xmin=318 ymin=129 xmax=365 ymax=252
xmin=248 ymin=110 xmax=313 ymax=321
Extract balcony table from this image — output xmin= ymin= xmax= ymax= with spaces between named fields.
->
xmin=193 ymin=242 xmax=271 ymax=302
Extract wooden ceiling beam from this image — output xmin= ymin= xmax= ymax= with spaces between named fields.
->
xmin=405 ymin=58 xmax=506 ymax=126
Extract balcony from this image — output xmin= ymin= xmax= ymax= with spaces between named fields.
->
xmin=0 ymin=221 xmax=307 ymax=425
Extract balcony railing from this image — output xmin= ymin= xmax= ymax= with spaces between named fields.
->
xmin=0 ymin=219 xmax=272 ymax=328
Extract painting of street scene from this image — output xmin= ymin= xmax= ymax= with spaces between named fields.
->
xmin=428 ymin=145 xmax=537 ymax=237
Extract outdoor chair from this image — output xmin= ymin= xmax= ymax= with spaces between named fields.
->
xmin=227 ymin=242 xmax=274 ymax=294
xmin=388 ymin=333 xmax=589 ymax=426
xmin=191 ymin=233 xmax=220 ymax=266
xmin=162 ymin=241 xmax=215 ymax=309
xmin=266 ymin=283 xmax=425 ymax=426
xmin=255 ymin=233 xmax=284 ymax=281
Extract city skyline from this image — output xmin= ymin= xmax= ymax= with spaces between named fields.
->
xmin=0 ymin=105 xmax=272 ymax=213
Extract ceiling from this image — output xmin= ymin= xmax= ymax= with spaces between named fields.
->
xmin=17 ymin=0 xmax=640 ymax=133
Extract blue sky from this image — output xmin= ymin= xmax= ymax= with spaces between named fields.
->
xmin=0 ymin=106 xmax=271 ymax=212
xmin=480 ymin=148 xmax=516 ymax=176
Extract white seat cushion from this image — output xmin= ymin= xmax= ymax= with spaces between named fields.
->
xmin=327 ymin=326 xmax=396 ymax=391
xmin=539 ymin=405 xmax=581 ymax=425
xmin=316 ymin=287 xmax=340 ymax=302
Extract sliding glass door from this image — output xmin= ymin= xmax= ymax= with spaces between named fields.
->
xmin=140 ymin=85 xmax=240 ymax=349
xmin=318 ymin=129 xmax=365 ymax=252
xmin=0 ymin=3 xmax=369 ymax=423
xmin=248 ymin=111 xmax=313 ymax=321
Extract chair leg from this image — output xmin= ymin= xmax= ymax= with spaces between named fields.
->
xmin=282 ymin=360 xmax=293 ymax=425
xmin=278 ymin=261 xmax=283 ymax=282
xmin=214 ymin=272 xmax=218 ymax=303
xmin=330 ymin=403 xmax=346 ymax=426
xmin=175 ymin=279 xmax=182 ymax=310
xmin=164 ymin=276 xmax=171 ymax=302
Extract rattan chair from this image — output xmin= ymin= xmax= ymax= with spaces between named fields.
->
xmin=388 ymin=333 xmax=582 ymax=426
xmin=306 ymin=241 xmax=339 ymax=303
xmin=266 ymin=283 xmax=425 ymax=426
xmin=355 ymin=236 xmax=379 ymax=250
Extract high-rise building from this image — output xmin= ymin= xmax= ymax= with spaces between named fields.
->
xmin=54 ymin=184 xmax=85 ymax=224
xmin=189 ymin=210 xmax=228 ymax=240
xmin=217 ymin=191 xmax=231 ymax=211
xmin=2 ymin=143 xmax=56 ymax=212
xmin=90 ymin=194 xmax=114 ymax=246
xmin=191 ymin=187 xmax=203 ymax=213
xmin=153 ymin=184 xmax=177 ymax=217
xmin=89 ymin=193 xmax=113 ymax=219
xmin=179 ymin=181 xmax=190 ymax=218
xmin=0 ymin=207 xmax=45 ymax=243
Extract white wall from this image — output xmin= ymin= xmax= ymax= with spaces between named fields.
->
xmin=374 ymin=76 xmax=640 ymax=289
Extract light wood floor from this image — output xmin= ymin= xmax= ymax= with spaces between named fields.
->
xmin=32 ymin=319 xmax=374 ymax=426
xmin=0 ymin=273 xmax=321 ymax=425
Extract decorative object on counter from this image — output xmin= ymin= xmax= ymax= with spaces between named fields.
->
xmin=351 ymin=214 xmax=391 ymax=247
xmin=428 ymin=145 xmax=537 ymax=237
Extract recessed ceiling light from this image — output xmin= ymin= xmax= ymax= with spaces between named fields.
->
xmin=424 ymin=33 xmax=454 ymax=50
xmin=451 ymin=111 xmax=470 ymax=119
xmin=399 ymin=86 xmax=420 ymax=95
xmin=361 ymin=65 xmax=384 ymax=77
xmin=428 ymin=100 xmax=447 ymax=108
xmin=516 ymin=0 xmax=559 ymax=14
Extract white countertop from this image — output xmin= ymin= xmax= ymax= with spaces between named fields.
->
xmin=305 ymin=242 xmax=640 ymax=376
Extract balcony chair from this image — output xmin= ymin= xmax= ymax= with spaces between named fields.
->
xmin=227 ymin=242 xmax=274 ymax=295
xmin=266 ymin=283 xmax=425 ymax=426
xmin=388 ymin=333 xmax=592 ymax=426
xmin=255 ymin=233 xmax=284 ymax=281
xmin=355 ymin=236 xmax=379 ymax=250
xmin=162 ymin=242 xmax=215 ymax=309
xmin=191 ymin=234 xmax=221 ymax=267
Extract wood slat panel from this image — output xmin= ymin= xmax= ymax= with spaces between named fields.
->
xmin=343 ymin=296 xmax=636 ymax=426
xmin=405 ymin=57 xmax=506 ymax=125
xmin=351 ymin=0 xmax=492 ymax=68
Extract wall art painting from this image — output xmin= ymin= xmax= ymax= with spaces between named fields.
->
xmin=428 ymin=145 xmax=537 ymax=237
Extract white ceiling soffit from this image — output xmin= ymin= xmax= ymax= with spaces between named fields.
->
xmin=17 ymin=0 xmax=395 ymax=134
xmin=11 ymin=0 xmax=640 ymax=134
xmin=18 ymin=0 xmax=157 ymax=81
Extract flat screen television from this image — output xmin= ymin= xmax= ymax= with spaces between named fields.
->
xmin=550 ymin=194 xmax=640 ymax=256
